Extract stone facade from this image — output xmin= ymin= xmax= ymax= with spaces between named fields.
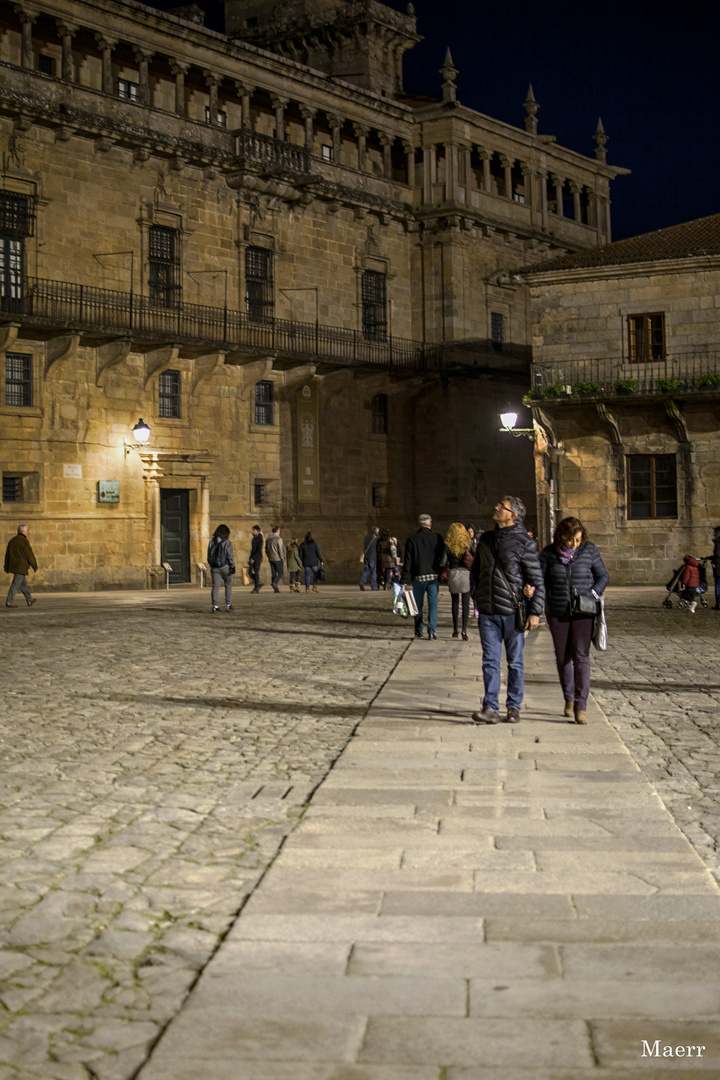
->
xmin=0 ymin=0 xmax=624 ymax=589
xmin=523 ymin=223 xmax=720 ymax=584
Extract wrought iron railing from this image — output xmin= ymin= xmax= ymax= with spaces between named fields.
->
xmin=4 ymin=277 xmax=439 ymax=371
xmin=529 ymin=351 xmax=720 ymax=401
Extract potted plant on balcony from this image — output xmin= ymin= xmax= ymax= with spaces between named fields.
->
xmin=657 ymin=377 xmax=687 ymax=394
xmin=522 ymin=386 xmax=545 ymax=406
xmin=615 ymin=378 xmax=637 ymax=395
xmin=575 ymin=381 xmax=602 ymax=397
xmin=697 ymin=372 xmax=720 ymax=389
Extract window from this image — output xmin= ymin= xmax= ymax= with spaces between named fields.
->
xmin=159 ymin=370 xmax=181 ymax=418
xmin=0 ymin=191 xmax=33 ymax=315
xmin=372 ymin=484 xmax=386 ymax=509
xmin=361 ymin=270 xmax=387 ymax=342
xmin=321 ymin=144 xmax=333 ymax=162
xmin=5 ymin=352 xmax=32 ymax=407
xmin=627 ymin=454 xmax=677 ymax=519
xmin=245 ymin=247 xmax=274 ymax=321
xmin=204 ymin=107 xmax=227 ymax=127
xmin=38 ymin=54 xmax=56 ymax=76
xmin=629 ymin=313 xmax=665 ymax=362
xmin=118 ymin=79 xmax=139 ymax=101
xmin=371 ymin=393 xmax=388 ymax=435
xmin=148 ymin=225 xmax=180 ymax=308
xmin=253 ymin=483 xmax=267 ymax=507
xmin=254 ymin=380 xmax=274 ymax=426
xmin=491 ymin=312 xmax=504 ymax=352
xmin=2 ymin=476 xmax=22 ymax=502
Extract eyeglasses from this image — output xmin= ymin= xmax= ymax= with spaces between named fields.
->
xmin=495 ymin=502 xmax=514 ymax=513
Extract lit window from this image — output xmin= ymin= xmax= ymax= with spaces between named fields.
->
xmin=159 ymin=370 xmax=181 ymax=419
xmin=255 ymin=380 xmax=274 ymax=426
xmin=629 ymin=313 xmax=665 ymax=362
xmin=627 ymin=454 xmax=677 ymax=519
xmin=5 ymin=352 xmax=32 ymax=407
xmin=118 ymin=79 xmax=139 ymax=101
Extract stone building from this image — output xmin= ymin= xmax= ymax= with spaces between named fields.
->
xmin=522 ymin=213 xmax=720 ymax=583
xmin=0 ymin=0 xmax=625 ymax=589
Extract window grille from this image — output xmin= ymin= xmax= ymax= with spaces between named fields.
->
xmin=361 ymin=270 xmax=387 ymax=342
xmin=627 ymin=454 xmax=677 ymax=519
xmin=245 ymin=247 xmax=274 ymax=321
xmin=2 ymin=476 xmax=22 ymax=502
xmin=254 ymin=483 xmax=267 ymax=507
xmin=148 ymin=225 xmax=181 ymax=308
xmin=372 ymin=485 xmax=385 ymax=508
xmin=5 ymin=352 xmax=32 ymax=407
xmin=0 ymin=191 xmax=34 ymax=238
xmin=159 ymin=370 xmax=181 ymax=418
xmin=491 ymin=312 xmax=504 ymax=351
xmin=371 ymin=393 xmax=388 ymax=434
xmin=38 ymin=54 xmax=56 ymax=76
xmin=255 ymin=380 xmax=274 ymax=425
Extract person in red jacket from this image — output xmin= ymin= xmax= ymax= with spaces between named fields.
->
xmin=680 ymin=555 xmax=701 ymax=613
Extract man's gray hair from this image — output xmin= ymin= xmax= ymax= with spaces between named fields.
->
xmin=418 ymin=514 xmax=432 ymax=527
xmin=503 ymin=496 xmax=526 ymax=523
xmin=17 ymin=524 xmax=27 ymax=534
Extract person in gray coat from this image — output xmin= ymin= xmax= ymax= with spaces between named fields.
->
xmin=207 ymin=524 xmax=235 ymax=613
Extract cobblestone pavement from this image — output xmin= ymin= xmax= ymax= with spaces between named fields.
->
xmin=0 ymin=587 xmax=411 ymax=1080
xmin=587 ymin=586 xmax=720 ymax=883
xmin=1 ymin=583 xmax=719 ymax=1079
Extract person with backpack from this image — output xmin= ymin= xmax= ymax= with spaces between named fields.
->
xmin=207 ymin=524 xmax=235 ymax=613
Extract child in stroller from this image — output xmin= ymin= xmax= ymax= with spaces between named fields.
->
xmin=663 ymin=555 xmax=709 ymax=611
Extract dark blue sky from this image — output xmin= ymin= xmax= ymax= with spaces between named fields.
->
xmin=153 ymin=0 xmax=719 ymax=241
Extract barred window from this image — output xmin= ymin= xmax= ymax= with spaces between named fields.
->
xmin=148 ymin=225 xmax=180 ymax=308
xmin=245 ymin=247 xmax=273 ymax=321
xmin=2 ymin=476 xmax=22 ymax=502
xmin=255 ymin=380 xmax=274 ymax=426
xmin=0 ymin=236 xmax=23 ymax=314
xmin=491 ymin=312 xmax=504 ymax=352
xmin=362 ymin=270 xmax=387 ymax=342
xmin=5 ymin=352 xmax=32 ymax=407
xmin=371 ymin=393 xmax=388 ymax=435
xmin=254 ymin=483 xmax=267 ymax=507
xmin=159 ymin=369 xmax=181 ymax=419
xmin=0 ymin=191 xmax=34 ymax=238
xmin=629 ymin=313 xmax=665 ymax=362
xmin=627 ymin=454 xmax=677 ymax=519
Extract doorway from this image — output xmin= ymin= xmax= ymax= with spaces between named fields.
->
xmin=160 ymin=489 xmax=190 ymax=583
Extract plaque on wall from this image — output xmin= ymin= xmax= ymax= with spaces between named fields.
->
xmin=98 ymin=480 xmax=120 ymax=503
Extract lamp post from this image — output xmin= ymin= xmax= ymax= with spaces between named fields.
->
xmin=499 ymin=408 xmax=564 ymax=546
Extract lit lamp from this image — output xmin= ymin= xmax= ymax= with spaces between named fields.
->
xmin=499 ymin=410 xmax=534 ymax=439
xmin=124 ymin=419 xmax=151 ymax=456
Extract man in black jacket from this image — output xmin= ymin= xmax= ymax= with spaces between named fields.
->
xmin=401 ymin=513 xmax=446 ymax=640
xmin=470 ymin=496 xmax=545 ymax=724
xmin=249 ymin=525 xmax=264 ymax=593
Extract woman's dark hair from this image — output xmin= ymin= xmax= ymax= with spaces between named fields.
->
xmin=553 ymin=516 xmax=588 ymax=548
xmin=213 ymin=523 xmax=230 ymax=541
xmin=304 ymin=531 xmax=313 ymax=544
xmin=466 ymin=525 xmax=475 ymax=536
xmin=379 ymin=528 xmax=390 ymax=542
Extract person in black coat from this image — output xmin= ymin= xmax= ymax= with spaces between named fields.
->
xmin=538 ymin=516 xmax=609 ymax=725
xmin=470 ymin=496 xmax=545 ymax=724
xmin=299 ymin=531 xmax=323 ymax=592
xmin=249 ymin=525 xmax=264 ymax=593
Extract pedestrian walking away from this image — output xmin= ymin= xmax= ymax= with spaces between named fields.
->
xmin=4 ymin=523 xmax=39 ymax=609
xmin=248 ymin=524 xmax=264 ymax=593
xmin=207 ymin=524 xmax=236 ymax=613
xmin=377 ymin=528 xmax=397 ymax=590
xmin=711 ymin=525 xmax=720 ymax=609
xmin=444 ymin=522 xmax=473 ymax=640
xmin=299 ymin=531 xmax=323 ymax=591
xmin=359 ymin=526 xmax=379 ymax=590
xmin=537 ymin=516 xmax=609 ymax=725
xmin=680 ymin=554 xmax=701 ymax=614
xmin=401 ymin=513 xmax=446 ymax=640
xmin=286 ymin=536 xmax=302 ymax=592
xmin=265 ymin=526 xmax=286 ymax=593
xmin=470 ymin=496 xmax=544 ymax=724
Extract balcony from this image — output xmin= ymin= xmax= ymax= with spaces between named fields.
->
xmin=528 ymin=350 xmax=720 ymax=405
xmin=232 ymin=130 xmax=312 ymax=179
xmin=2 ymin=277 xmax=441 ymax=372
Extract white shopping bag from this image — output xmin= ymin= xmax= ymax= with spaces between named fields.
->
xmin=402 ymin=584 xmax=418 ymax=617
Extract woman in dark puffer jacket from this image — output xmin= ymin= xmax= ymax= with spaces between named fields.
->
xmin=538 ymin=516 xmax=609 ymax=725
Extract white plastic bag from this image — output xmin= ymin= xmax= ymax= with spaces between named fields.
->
xmin=592 ymin=597 xmax=607 ymax=651
xmin=402 ymin=584 xmax=419 ymax=618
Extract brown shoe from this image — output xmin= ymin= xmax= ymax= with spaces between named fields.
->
xmin=5 ymin=603 xmax=18 ymax=609
xmin=26 ymin=598 xmax=37 ymax=607
xmin=564 ymin=701 xmax=575 ymax=718
xmin=574 ymin=709 xmax=588 ymax=725
xmin=312 ymin=584 xmax=319 ymax=592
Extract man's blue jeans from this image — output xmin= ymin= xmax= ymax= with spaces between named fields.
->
xmin=413 ymin=579 xmax=439 ymax=636
xmin=360 ymin=558 xmax=377 ymax=588
xmin=478 ymin=613 xmax=525 ymax=711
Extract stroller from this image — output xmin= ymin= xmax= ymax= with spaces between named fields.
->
xmin=662 ymin=557 xmax=710 ymax=609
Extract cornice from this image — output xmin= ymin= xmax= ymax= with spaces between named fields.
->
xmin=524 ymin=254 xmax=720 ymax=286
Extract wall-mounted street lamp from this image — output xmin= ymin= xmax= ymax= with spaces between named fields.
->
xmin=124 ymin=418 xmax=151 ymax=456
xmin=500 ymin=411 xmax=534 ymax=439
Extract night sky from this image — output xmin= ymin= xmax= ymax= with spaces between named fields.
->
xmin=150 ymin=0 xmax=719 ymax=241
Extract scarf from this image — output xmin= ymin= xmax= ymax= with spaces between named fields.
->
xmin=558 ymin=546 xmax=576 ymax=565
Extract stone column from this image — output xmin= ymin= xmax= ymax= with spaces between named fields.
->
xmin=521 ymin=164 xmax=533 ymax=207
xmin=569 ymin=181 xmax=581 ymax=222
xmin=300 ymin=106 xmax=315 ymax=151
xmin=477 ymin=148 xmax=490 ymax=192
xmin=170 ymin=60 xmax=189 ymax=116
xmin=16 ymin=7 xmax=36 ymax=70
xmin=95 ymin=35 xmax=116 ymax=95
xmin=353 ymin=123 xmax=369 ymax=172
xmin=235 ymin=82 xmax=254 ymax=130
xmin=271 ymin=96 xmax=287 ymax=141
xmin=422 ymin=144 xmax=437 ymax=203
xmin=200 ymin=477 xmax=210 ymax=561
xmin=328 ymin=114 xmax=342 ymax=163
xmin=537 ymin=169 xmax=548 ymax=228
xmin=133 ymin=48 xmax=153 ymax=106
xmin=147 ymin=477 xmax=161 ymax=566
xmin=551 ymin=174 xmax=563 ymax=216
xmin=458 ymin=144 xmax=471 ymax=194
xmin=379 ymin=133 xmax=392 ymax=179
xmin=402 ymin=140 xmax=414 ymax=187
xmin=500 ymin=155 xmax=513 ymax=200
xmin=204 ymin=71 xmax=220 ymax=124
xmin=56 ymin=21 xmax=75 ymax=82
